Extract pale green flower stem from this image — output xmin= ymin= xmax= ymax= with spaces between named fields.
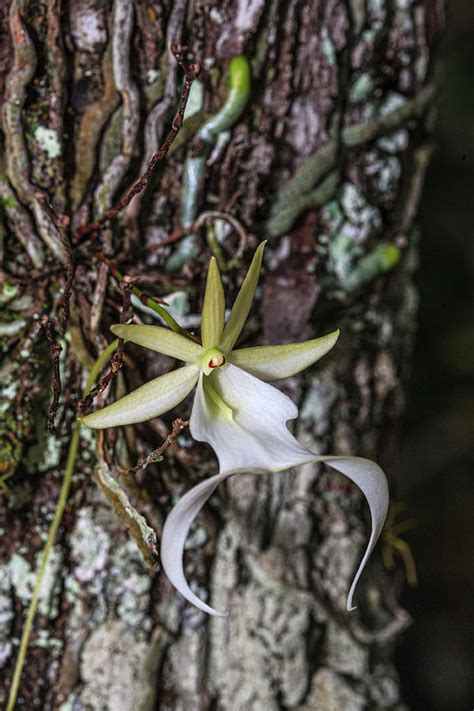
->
xmin=103 ymin=260 xmax=188 ymax=337
xmin=7 ymin=339 xmax=119 ymax=711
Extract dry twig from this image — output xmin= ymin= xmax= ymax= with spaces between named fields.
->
xmin=41 ymin=316 xmax=63 ymax=434
xmin=124 ymin=418 xmax=189 ymax=475
xmin=77 ymin=279 xmax=134 ymax=414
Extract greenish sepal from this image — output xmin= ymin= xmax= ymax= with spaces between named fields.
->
xmin=201 ymin=258 xmax=225 ymax=349
xmin=220 ymin=241 xmax=266 ymax=352
xmin=229 ymin=329 xmax=340 ymax=381
xmin=110 ymin=324 xmax=203 ymax=363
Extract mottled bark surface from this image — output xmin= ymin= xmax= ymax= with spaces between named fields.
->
xmin=0 ymin=1 xmax=443 ymax=709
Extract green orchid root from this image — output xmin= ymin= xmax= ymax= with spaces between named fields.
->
xmin=168 ymin=55 xmax=252 ymax=271
xmin=197 ymin=55 xmax=251 ymax=144
xmin=6 ymin=339 xmax=119 ymax=711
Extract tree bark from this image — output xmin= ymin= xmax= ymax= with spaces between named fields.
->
xmin=0 ymin=0 xmax=444 ymax=709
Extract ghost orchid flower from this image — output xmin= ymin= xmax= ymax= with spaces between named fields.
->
xmin=81 ymin=242 xmax=389 ymax=617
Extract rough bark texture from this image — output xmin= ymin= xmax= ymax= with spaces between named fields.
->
xmin=0 ymin=1 xmax=443 ymax=709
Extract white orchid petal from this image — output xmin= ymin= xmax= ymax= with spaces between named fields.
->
xmin=230 ymin=329 xmax=340 ymax=381
xmin=190 ymin=365 xmax=312 ymax=471
xmin=80 ymin=364 xmax=199 ymax=429
xmin=201 ymin=257 xmax=225 ymax=349
xmin=161 ymin=456 xmax=388 ymax=616
xmin=220 ymin=241 xmax=266 ymax=352
xmin=111 ymin=324 xmax=203 ymax=363
xmin=160 ymin=470 xmax=240 ymax=617
xmin=316 ymin=456 xmax=389 ymax=610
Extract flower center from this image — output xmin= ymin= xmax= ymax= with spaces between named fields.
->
xmin=209 ymin=353 xmax=225 ymax=368
xmin=202 ymin=348 xmax=226 ymax=376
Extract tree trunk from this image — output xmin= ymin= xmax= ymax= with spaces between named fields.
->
xmin=0 ymin=1 xmax=444 ymax=709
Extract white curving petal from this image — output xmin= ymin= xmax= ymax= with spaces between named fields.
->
xmin=230 ymin=329 xmax=340 ymax=381
xmin=220 ymin=241 xmax=266 ymax=352
xmin=201 ymin=257 xmax=225 ymax=350
xmin=189 ymin=365 xmax=312 ymax=472
xmin=160 ymin=456 xmax=388 ymax=616
xmin=160 ymin=469 xmax=239 ymax=617
xmin=80 ymin=364 xmax=199 ymax=429
xmin=316 ymin=456 xmax=389 ymax=611
xmin=111 ymin=324 xmax=203 ymax=363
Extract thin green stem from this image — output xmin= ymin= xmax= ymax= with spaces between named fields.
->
xmin=98 ymin=254 xmax=187 ymax=336
xmin=6 ymin=339 xmax=119 ymax=711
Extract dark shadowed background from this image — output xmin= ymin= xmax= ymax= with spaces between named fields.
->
xmin=397 ymin=2 xmax=474 ymax=708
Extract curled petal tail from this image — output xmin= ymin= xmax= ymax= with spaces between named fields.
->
xmin=160 ymin=456 xmax=388 ymax=616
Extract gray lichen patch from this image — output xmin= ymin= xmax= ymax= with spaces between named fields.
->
xmin=381 ymin=92 xmax=408 ymax=116
xmin=69 ymin=509 xmax=111 ymax=583
xmin=328 ymin=230 xmax=362 ymax=282
xmin=0 ymin=566 xmax=14 ymax=667
xmin=0 ymin=382 xmax=18 ymax=412
xmin=109 ymin=541 xmax=153 ymax=629
xmin=325 ymin=620 xmax=368 ymax=677
xmin=184 ymin=525 xmax=209 ymax=551
xmin=300 ymin=374 xmax=339 ymax=436
xmin=65 ymin=500 xmax=154 ymax=635
xmin=57 ymin=495 xmax=158 ymax=707
xmin=65 ymin=621 xmax=160 ymax=711
xmin=321 ymin=32 xmax=337 ymax=67
xmin=321 ymin=200 xmax=344 ymax=234
xmin=350 ymin=73 xmax=375 ymax=103
xmin=34 ymin=127 xmax=62 ymax=159
xmin=364 ymin=150 xmax=402 ymax=196
xmin=70 ymin=6 xmax=108 ymax=53
xmin=312 ymin=533 xmax=365 ymax=610
xmin=323 ymin=182 xmax=386 ymax=288
xmin=25 ymin=430 xmax=63 ymax=474
xmin=299 ymin=668 xmax=365 ymax=710
xmin=7 ymin=546 xmax=63 ymax=618
xmin=167 ymin=626 xmax=207 ymax=701
xmin=340 ymin=183 xmax=382 ymax=241
xmin=209 ymin=564 xmax=314 ymax=710
xmin=377 ymin=129 xmax=409 ymax=153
